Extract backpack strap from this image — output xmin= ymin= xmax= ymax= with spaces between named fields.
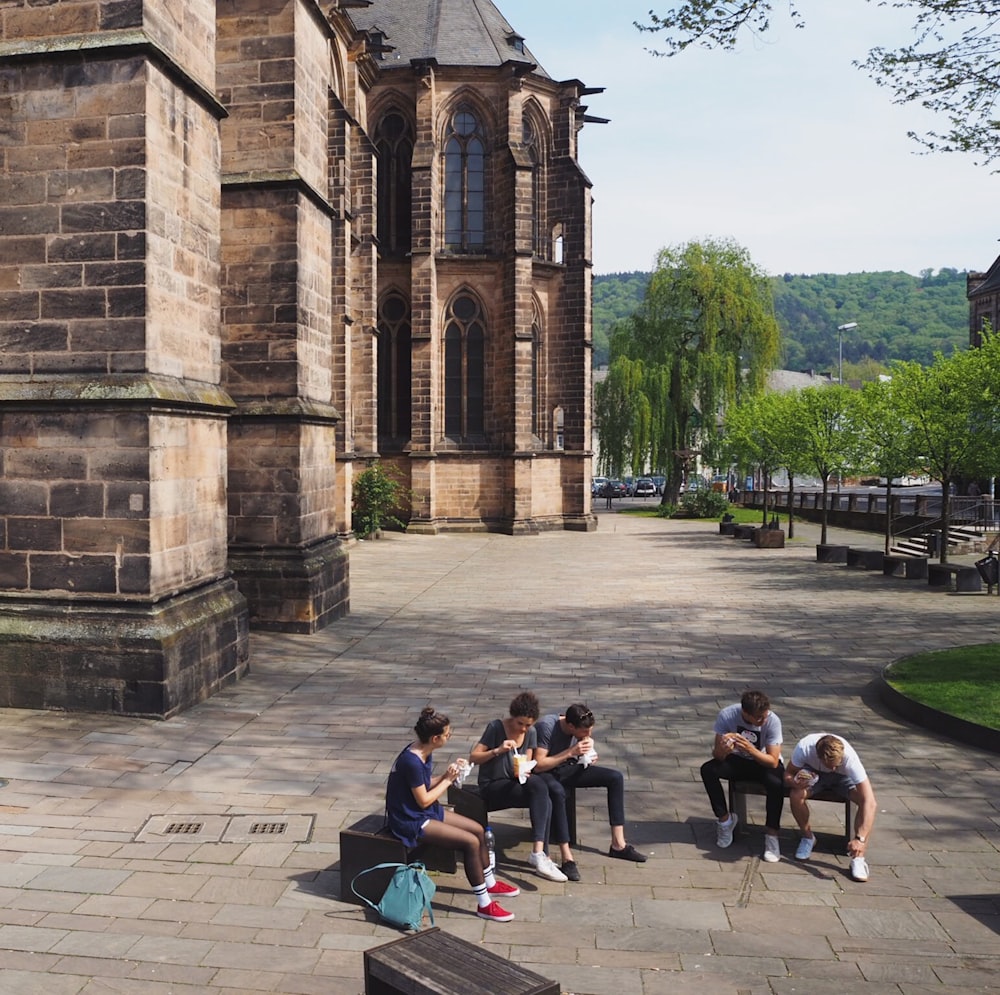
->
xmin=350 ymin=862 xmax=407 ymax=913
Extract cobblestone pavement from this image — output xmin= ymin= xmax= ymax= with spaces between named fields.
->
xmin=0 ymin=511 xmax=998 ymax=994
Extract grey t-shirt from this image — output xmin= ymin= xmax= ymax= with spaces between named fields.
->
xmin=791 ymin=733 xmax=867 ymax=786
xmin=535 ymin=713 xmax=575 ymax=765
xmin=713 ymin=703 xmax=783 ymax=760
xmin=476 ymin=718 xmax=537 ymax=786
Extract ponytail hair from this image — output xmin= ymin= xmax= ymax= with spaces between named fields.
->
xmin=414 ymin=706 xmax=450 ymax=742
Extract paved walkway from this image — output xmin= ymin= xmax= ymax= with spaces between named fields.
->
xmin=0 ymin=511 xmax=998 ymax=994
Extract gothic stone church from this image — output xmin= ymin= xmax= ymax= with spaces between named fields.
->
xmin=0 ymin=0 xmax=599 ymax=716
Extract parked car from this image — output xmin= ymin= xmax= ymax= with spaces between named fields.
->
xmin=650 ymin=475 xmax=666 ymax=495
xmin=609 ymin=479 xmax=627 ymax=497
xmin=634 ymin=477 xmax=656 ymax=498
xmin=591 ymin=476 xmax=608 ymax=497
xmin=623 ymin=476 xmax=636 ymax=496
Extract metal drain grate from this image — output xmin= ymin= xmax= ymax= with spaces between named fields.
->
xmin=135 ymin=813 xmax=314 ymax=844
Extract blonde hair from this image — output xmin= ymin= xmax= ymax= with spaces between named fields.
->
xmin=816 ymin=735 xmax=844 ymax=767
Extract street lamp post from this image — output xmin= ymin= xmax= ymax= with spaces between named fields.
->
xmin=837 ymin=322 xmax=858 ymax=384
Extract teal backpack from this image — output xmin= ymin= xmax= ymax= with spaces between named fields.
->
xmin=351 ymin=861 xmax=436 ymax=931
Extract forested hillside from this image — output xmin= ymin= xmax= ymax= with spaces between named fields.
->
xmin=593 ymin=268 xmax=971 ymax=372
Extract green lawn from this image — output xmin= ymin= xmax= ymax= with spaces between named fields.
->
xmin=886 ymin=645 xmax=1000 ymax=731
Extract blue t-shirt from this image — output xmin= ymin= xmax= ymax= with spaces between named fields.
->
xmin=385 ymin=747 xmax=443 ymax=848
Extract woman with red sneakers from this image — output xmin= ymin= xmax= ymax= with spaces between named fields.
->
xmin=384 ymin=706 xmax=520 ymax=922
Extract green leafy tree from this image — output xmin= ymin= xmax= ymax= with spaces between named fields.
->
xmin=594 ymin=238 xmax=781 ymax=503
xmin=890 ymin=337 xmax=1000 ymax=561
xmin=857 ymin=377 xmax=922 ymax=554
xmin=793 ymin=385 xmax=864 ymax=545
xmin=636 ymin=2 xmax=1000 ymax=166
xmin=724 ymin=391 xmax=789 ymax=524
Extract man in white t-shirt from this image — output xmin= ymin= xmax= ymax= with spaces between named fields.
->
xmin=700 ymin=690 xmax=784 ymax=862
xmin=785 ymin=733 xmax=877 ymax=882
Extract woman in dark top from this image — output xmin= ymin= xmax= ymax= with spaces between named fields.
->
xmin=469 ymin=691 xmax=572 ymax=883
xmin=385 ymin=706 xmax=519 ymax=922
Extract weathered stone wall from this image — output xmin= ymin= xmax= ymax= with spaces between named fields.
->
xmin=0 ymin=0 xmax=249 ymax=715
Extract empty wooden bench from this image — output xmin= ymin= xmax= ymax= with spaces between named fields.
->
xmin=846 ymin=547 xmax=884 ymax=570
xmin=340 ymin=814 xmax=457 ymax=904
xmin=364 ymin=927 xmax=559 ymax=995
xmin=447 ymin=782 xmax=578 ymax=846
xmin=728 ymin=780 xmax=853 ymax=840
xmin=883 ymin=554 xmax=929 ymax=579
xmin=927 ymin=563 xmax=982 ymax=592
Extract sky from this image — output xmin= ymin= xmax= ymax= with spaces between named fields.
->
xmin=499 ymin=0 xmax=1000 ymax=278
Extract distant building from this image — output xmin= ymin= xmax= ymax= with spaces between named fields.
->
xmin=968 ymin=259 xmax=1000 ymax=346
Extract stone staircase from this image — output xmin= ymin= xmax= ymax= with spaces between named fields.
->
xmin=891 ymin=524 xmax=989 ymax=558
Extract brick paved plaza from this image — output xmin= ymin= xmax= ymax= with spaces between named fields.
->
xmin=0 ymin=511 xmax=998 ymax=993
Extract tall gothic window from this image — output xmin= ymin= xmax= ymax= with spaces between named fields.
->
xmin=375 ymin=111 xmax=412 ymax=255
xmin=444 ymin=293 xmax=485 ymax=440
xmin=531 ymin=317 xmax=541 ymax=439
xmin=444 ymin=107 xmax=486 ymax=251
xmin=523 ymin=117 xmax=546 ymax=259
xmin=377 ymin=291 xmax=411 ymax=446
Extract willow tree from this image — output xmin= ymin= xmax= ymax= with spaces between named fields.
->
xmin=595 ymin=238 xmax=780 ymax=503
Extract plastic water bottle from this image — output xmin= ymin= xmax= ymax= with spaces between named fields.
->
xmin=484 ymin=825 xmax=495 ymax=871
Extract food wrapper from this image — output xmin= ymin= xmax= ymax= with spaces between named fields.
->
xmin=453 ymin=759 xmax=473 ymax=787
xmin=512 ymin=755 xmax=536 ymax=784
xmin=580 ymin=748 xmax=598 ymax=768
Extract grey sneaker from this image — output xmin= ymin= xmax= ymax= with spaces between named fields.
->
xmin=716 ymin=813 xmax=738 ymax=848
xmin=528 ymin=851 xmax=568 ymax=882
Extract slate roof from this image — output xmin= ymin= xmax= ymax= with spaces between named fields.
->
xmin=968 ymin=252 xmax=1000 ymax=298
xmin=348 ymin=0 xmax=549 ymax=77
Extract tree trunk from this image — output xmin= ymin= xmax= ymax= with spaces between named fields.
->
xmin=940 ymin=480 xmax=951 ymax=564
xmin=786 ymin=475 xmax=795 ymax=540
xmin=820 ymin=474 xmax=830 ymax=545
xmin=882 ymin=482 xmax=893 ymax=555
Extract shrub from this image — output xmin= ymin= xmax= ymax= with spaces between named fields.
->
xmin=677 ymin=489 xmax=730 ymax=519
xmin=352 ymin=463 xmax=406 ymax=538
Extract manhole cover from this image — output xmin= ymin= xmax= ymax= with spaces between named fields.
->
xmin=135 ymin=815 xmax=229 ymax=843
xmin=223 ymin=814 xmax=314 ymax=843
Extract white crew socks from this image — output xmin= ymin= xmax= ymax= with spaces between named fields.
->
xmin=483 ymin=868 xmax=497 ymax=889
xmin=473 ymin=882 xmax=491 ymax=908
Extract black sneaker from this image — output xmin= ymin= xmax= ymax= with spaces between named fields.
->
xmin=608 ymin=843 xmax=647 ymax=862
xmin=561 ymin=860 xmax=581 ymax=882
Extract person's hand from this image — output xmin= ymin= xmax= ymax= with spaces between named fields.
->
xmin=500 ymin=739 xmax=517 ymax=753
xmin=847 ymin=837 xmax=867 ymax=857
xmin=445 ymin=762 xmax=462 ymax=781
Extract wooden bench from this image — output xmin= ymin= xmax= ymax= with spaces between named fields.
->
xmin=728 ymin=780 xmax=853 ymax=840
xmin=340 ymin=814 xmax=457 ymax=904
xmin=927 ymin=563 xmax=983 ymax=592
xmin=447 ymin=782 xmax=578 ymax=846
xmin=815 ymin=544 xmax=849 ymax=563
xmin=364 ymin=927 xmax=559 ymax=995
xmin=845 ymin=547 xmax=884 ymax=570
xmin=732 ymin=524 xmax=758 ymax=540
xmin=882 ymin=554 xmax=929 ymax=579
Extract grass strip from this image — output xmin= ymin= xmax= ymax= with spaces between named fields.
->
xmin=886 ymin=645 xmax=1000 ymax=731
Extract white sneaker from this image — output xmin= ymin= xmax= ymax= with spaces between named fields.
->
xmin=795 ymin=835 xmax=816 ymax=860
xmin=528 ymin=851 xmax=568 ymax=882
xmin=850 ymin=856 xmax=870 ymax=882
xmin=762 ymin=834 xmax=781 ymax=862
xmin=716 ymin=813 xmax=738 ymax=848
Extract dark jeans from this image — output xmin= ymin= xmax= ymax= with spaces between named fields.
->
xmin=700 ymin=754 xmax=785 ymax=830
xmin=480 ymin=775 xmax=553 ymax=844
xmin=548 ymin=763 xmax=626 ymax=841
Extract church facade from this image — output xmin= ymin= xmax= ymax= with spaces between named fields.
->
xmin=0 ymin=0 xmax=598 ymax=716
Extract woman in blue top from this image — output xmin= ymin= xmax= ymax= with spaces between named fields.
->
xmin=385 ymin=706 xmax=519 ymax=923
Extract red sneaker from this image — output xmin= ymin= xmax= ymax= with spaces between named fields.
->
xmin=487 ymin=880 xmax=520 ymax=898
xmin=477 ymin=900 xmax=514 ymax=922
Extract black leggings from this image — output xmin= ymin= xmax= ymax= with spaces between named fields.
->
xmin=480 ymin=775 xmax=554 ymax=844
xmin=700 ymin=755 xmax=785 ymax=830
xmin=548 ymin=763 xmax=626 ymax=840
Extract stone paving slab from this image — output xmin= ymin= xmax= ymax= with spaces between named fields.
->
xmin=0 ymin=511 xmax=998 ymax=993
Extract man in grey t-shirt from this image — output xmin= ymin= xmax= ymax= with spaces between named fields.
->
xmin=700 ymin=690 xmax=784 ymax=861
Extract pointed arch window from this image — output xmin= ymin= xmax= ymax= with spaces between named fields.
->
xmin=444 ymin=107 xmax=486 ymax=252
xmin=531 ymin=316 xmax=541 ymax=439
xmin=377 ymin=291 xmax=412 ymax=446
xmin=444 ymin=293 xmax=485 ymax=440
xmin=375 ymin=111 xmax=412 ymax=255
xmin=523 ymin=117 xmax=546 ymax=259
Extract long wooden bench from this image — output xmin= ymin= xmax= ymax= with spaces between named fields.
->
xmin=883 ymin=554 xmax=929 ymax=579
xmin=447 ymin=782 xmax=578 ymax=846
xmin=816 ymin=544 xmax=849 ymax=563
xmin=340 ymin=814 xmax=457 ymax=904
xmin=728 ymin=780 xmax=853 ymax=840
xmin=845 ymin=547 xmax=884 ymax=570
xmin=927 ymin=562 xmax=983 ymax=592
xmin=364 ymin=927 xmax=559 ymax=995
